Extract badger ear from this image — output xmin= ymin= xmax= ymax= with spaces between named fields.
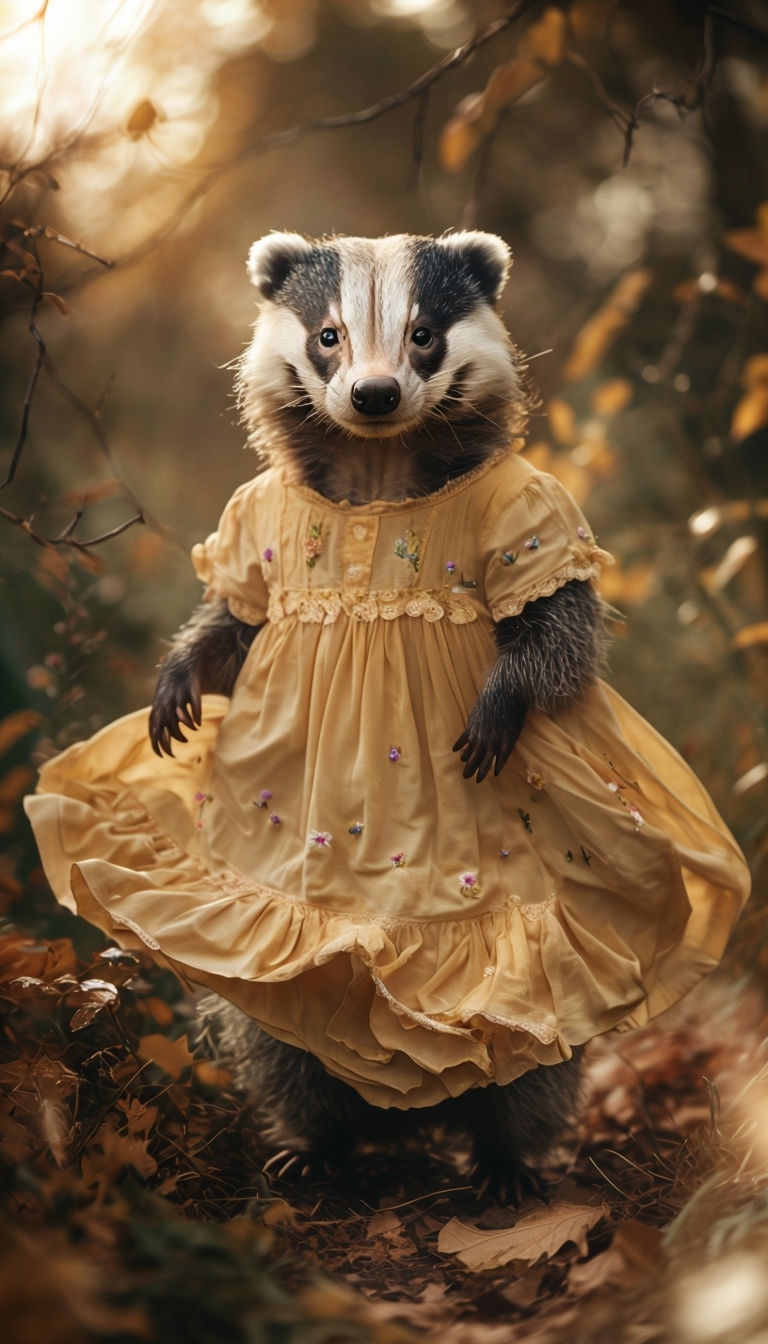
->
xmin=246 ymin=232 xmax=314 ymax=300
xmin=437 ymin=231 xmax=512 ymax=303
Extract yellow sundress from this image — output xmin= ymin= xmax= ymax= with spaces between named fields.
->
xmin=25 ymin=447 xmax=751 ymax=1107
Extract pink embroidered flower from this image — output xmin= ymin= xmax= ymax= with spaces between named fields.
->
xmin=303 ymin=522 xmax=324 ymax=568
xmin=390 ymin=851 xmax=407 ymax=868
xmin=388 ymin=746 xmax=402 ymax=762
xmin=526 ymin=769 xmax=545 ymax=790
xmin=628 ymin=805 xmax=645 ymax=829
xmin=269 ymin=814 xmax=282 ymax=827
xmin=460 ymin=872 xmax=481 ymax=896
xmin=523 ymin=535 xmax=540 ymax=551
xmin=262 ymin=548 xmax=274 ymax=562
xmin=254 ymin=789 xmax=273 ymax=808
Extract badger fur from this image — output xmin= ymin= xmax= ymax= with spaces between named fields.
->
xmin=150 ymin=231 xmax=603 ymax=1200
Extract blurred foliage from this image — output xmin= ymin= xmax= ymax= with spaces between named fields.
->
xmin=2 ymin=0 xmax=768 ymax=1335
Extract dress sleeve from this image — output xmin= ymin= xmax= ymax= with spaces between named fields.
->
xmin=190 ymin=479 xmax=270 ymax=626
xmin=482 ymin=469 xmax=612 ymax=621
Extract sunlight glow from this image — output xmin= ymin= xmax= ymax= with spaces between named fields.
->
xmin=0 ymin=0 xmax=270 ymax=239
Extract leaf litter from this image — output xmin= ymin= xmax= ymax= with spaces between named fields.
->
xmin=1 ymin=916 xmax=768 ymax=1343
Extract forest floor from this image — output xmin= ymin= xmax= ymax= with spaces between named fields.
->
xmin=2 ymin=913 xmax=768 ymax=1344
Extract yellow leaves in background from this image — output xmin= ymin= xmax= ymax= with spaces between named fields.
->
xmin=439 ymin=8 xmax=568 ymax=172
xmin=562 ymin=270 xmax=653 ymax=381
xmin=730 ymin=353 xmax=768 ymax=442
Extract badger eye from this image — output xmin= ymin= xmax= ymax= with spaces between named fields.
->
xmin=411 ymin=326 xmax=433 ymax=348
xmin=319 ymin=327 xmax=339 ymax=348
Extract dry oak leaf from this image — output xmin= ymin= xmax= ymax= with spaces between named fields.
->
xmin=437 ymin=1198 xmax=608 ymax=1270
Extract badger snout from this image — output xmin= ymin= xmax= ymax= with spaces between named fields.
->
xmin=351 ymin=377 xmax=401 ymax=417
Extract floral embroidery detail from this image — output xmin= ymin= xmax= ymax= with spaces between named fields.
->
xmin=445 ymin=560 xmax=456 ymax=574
xmin=523 ymin=535 xmax=540 ymax=551
xmin=605 ymin=775 xmax=645 ymax=829
xmin=388 ymin=746 xmax=402 ymax=762
xmin=390 ymin=851 xmax=407 ymax=868
xmin=309 ymin=830 xmax=332 ymax=848
xmin=526 ymin=769 xmax=545 ymax=790
xmin=518 ymin=810 xmax=533 ymax=833
xmin=394 ymin=529 xmax=421 ymax=573
xmin=500 ymin=848 xmax=510 ymax=859
xmin=194 ymin=791 xmax=212 ymax=829
xmin=460 ymin=872 xmax=480 ymax=897
xmin=262 ymin=547 xmax=274 ymax=562
xmin=303 ymin=522 xmax=324 ymax=568
xmin=565 ymin=850 xmax=574 ymax=862
xmin=501 ymin=551 xmax=517 ymax=566
xmin=482 ymin=965 xmax=494 ymax=978
xmin=254 ymin=790 xmax=273 ymax=809
xmin=269 ymin=814 xmax=282 ymax=827
xmin=576 ymin=527 xmax=589 ymax=541
xmin=348 ymin=822 xmax=364 ymax=836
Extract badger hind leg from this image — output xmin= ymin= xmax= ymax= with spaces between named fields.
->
xmin=205 ymin=1000 xmax=370 ymax=1175
xmin=441 ymin=1053 xmax=583 ymax=1205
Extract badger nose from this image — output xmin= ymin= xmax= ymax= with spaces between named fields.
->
xmin=351 ymin=377 xmax=401 ymax=416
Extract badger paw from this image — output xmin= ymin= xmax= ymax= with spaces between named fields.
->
xmin=453 ymin=689 xmax=526 ymax=782
xmin=149 ymin=665 xmax=202 ymax=757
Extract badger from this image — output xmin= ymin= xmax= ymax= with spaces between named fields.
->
xmin=149 ymin=231 xmax=603 ymax=1201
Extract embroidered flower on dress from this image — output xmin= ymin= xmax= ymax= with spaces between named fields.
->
xmin=500 ymin=847 xmax=510 ymax=859
xmin=526 ymin=769 xmax=545 ymax=790
xmin=254 ymin=790 xmax=273 ymax=809
xmin=460 ymin=872 xmax=480 ymax=896
xmin=262 ymin=548 xmax=274 ymax=562
xmin=628 ymin=804 xmax=645 ymax=829
xmin=394 ymin=530 xmax=421 ymax=573
xmin=390 ymin=851 xmax=407 ymax=868
xmin=576 ymin=527 xmax=589 ymax=541
xmin=269 ymin=814 xmax=282 ymax=827
xmin=518 ymin=810 xmax=533 ymax=833
xmin=500 ymin=551 xmax=517 ymax=566
xmin=445 ymin=560 xmax=456 ymax=574
xmin=523 ymin=536 xmax=540 ymax=551
xmin=388 ymin=746 xmax=402 ymax=762
xmin=309 ymin=830 xmax=332 ymax=848
xmin=194 ymin=791 xmax=212 ymax=830
xmin=303 ymin=522 xmax=324 ymax=568
xmin=348 ymin=822 xmax=364 ymax=836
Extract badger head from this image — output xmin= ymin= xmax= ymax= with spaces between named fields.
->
xmin=236 ymin=231 xmax=526 ymax=499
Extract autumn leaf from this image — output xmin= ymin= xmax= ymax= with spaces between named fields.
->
xmin=437 ymin=1197 xmax=608 ymax=1269
xmin=563 ymin=269 xmax=653 ymax=381
xmin=439 ymin=7 xmax=572 ymax=171
xmin=137 ymin=1032 xmax=195 ymax=1079
xmin=0 ymin=709 xmax=41 ymax=756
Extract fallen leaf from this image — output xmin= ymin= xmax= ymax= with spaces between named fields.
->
xmin=437 ymin=1198 xmax=608 ymax=1269
xmin=137 ymin=1032 xmax=194 ymax=1079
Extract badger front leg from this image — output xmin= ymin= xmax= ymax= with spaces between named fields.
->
xmin=149 ymin=597 xmax=261 ymax=757
xmin=454 ymin=580 xmax=604 ymax=781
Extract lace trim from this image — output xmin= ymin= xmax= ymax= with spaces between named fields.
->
xmin=490 ymin=556 xmax=610 ymax=621
xmin=267 ymin=587 xmax=479 ymax=625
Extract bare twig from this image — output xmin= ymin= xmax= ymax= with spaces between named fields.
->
xmin=2 ymin=271 xmax=45 ymax=488
xmin=0 ymin=502 xmax=145 ymax=551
